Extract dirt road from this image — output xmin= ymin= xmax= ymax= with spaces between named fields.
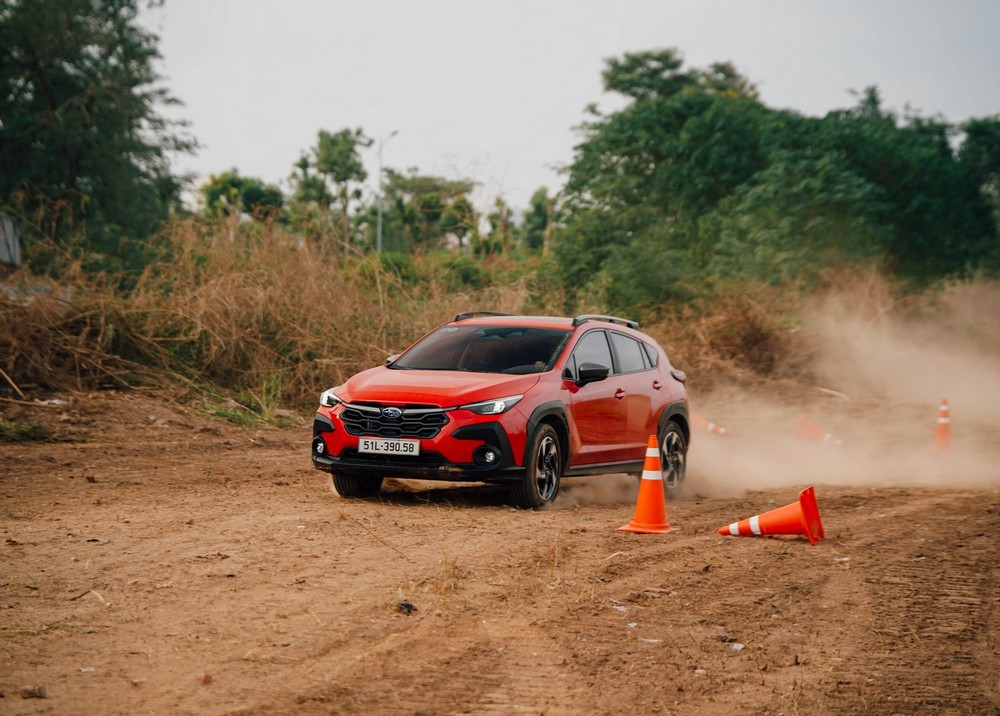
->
xmin=1 ymin=392 xmax=998 ymax=715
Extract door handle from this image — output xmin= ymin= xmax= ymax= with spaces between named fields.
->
xmin=615 ymin=389 xmax=626 ymax=400
xmin=652 ymin=380 xmax=662 ymax=390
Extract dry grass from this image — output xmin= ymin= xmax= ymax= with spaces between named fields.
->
xmin=4 ymin=222 xmax=959 ymax=414
xmin=0 ymin=267 xmax=164 ymax=393
xmin=1 ymin=219 xmax=532 ymax=409
xmin=645 ymin=281 xmax=810 ymax=393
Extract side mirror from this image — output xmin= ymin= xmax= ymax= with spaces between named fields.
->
xmin=577 ymin=361 xmax=610 ymax=385
xmin=385 ymin=354 xmax=399 ymax=366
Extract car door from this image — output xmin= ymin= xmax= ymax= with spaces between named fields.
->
xmin=608 ymin=330 xmax=660 ymax=459
xmin=563 ymin=329 xmax=628 ymax=465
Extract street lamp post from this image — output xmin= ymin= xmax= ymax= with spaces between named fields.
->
xmin=375 ymin=130 xmax=398 ymax=253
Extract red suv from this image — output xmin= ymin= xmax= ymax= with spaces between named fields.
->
xmin=312 ymin=312 xmax=689 ymax=508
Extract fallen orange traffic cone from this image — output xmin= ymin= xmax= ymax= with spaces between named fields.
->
xmin=692 ymin=414 xmax=731 ymax=436
xmin=796 ymin=416 xmax=843 ymax=446
xmin=619 ymin=435 xmax=677 ymax=534
xmin=932 ymin=398 xmax=951 ymax=452
xmin=718 ymin=486 xmax=825 ymax=545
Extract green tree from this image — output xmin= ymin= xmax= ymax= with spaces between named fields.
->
xmin=817 ymin=89 xmax=997 ymax=281
xmin=600 ymin=48 xmax=694 ymax=102
xmin=959 ymin=117 xmax=1000 ymax=224
xmin=700 ymin=151 xmax=890 ymax=283
xmin=289 ymin=154 xmax=329 ymax=206
xmin=693 ymin=61 xmax=760 ymax=100
xmin=290 ymin=128 xmax=371 ymax=252
xmin=439 ymin=195 xmax=477 ymax=249
xmin=520 ymin=188 xmax=553 ymax=253
xmin=556 ymin=51 xmax=999 ymax=315
xmin=380 ymin=171 xmax=475 ymax=251
xmin=200 ymin=169 xmax=283 ymax=220
xmin=558 ymin=52 xmax=767 ymax=296
xmin=482 ymin=197 xmax=514 ymax=257
xmin=0 ymin=0 xmax=194 ymax=272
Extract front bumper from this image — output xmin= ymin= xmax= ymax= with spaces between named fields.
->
xmin=311 ymin=412 xmax=524 ymax=484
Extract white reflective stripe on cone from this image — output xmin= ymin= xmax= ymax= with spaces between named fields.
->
xmin=641 ymin=470 xmax=662 ymax=481
xmin=938 ymin=417 xmax=950 ymax=423
xmin=750 ymin=515 xmax=762 ymax=535
xmin=646 ymin=447 xmax=658 ymax=458
xmin=728 ymin=523 xmax=739 ymax=536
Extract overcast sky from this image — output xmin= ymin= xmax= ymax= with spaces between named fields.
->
xmin=141 ymin=0 xmax=1000 ymax=211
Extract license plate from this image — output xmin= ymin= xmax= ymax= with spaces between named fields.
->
xmin=358 ymin=437 xmax=421 ymax=456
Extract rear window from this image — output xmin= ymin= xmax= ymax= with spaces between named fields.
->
xmin=609 ymin=331 xmax=647 ymax=373
xmin=392 ymin=326 xmax=570 ymax=374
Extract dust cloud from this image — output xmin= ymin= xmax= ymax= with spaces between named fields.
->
xmin=685 ymin=279 xmax=1000 ymax=498
xmin=380 ymin=280 xmax=1000 ymax=508
xmin=555 ymin=474 xmax=638 ymax=508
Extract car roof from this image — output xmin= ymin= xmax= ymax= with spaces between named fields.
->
xmin=450 ymin=312 xmax=641 ymax=331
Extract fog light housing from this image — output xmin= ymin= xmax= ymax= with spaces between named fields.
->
xmin=313 ymin=437 xmax=326 ymax=455
xmin=473 ymin=445 xmax=500 ymax=466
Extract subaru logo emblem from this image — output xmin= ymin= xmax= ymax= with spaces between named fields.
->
xmin=382 ymin=407 xmax=403 ymax=419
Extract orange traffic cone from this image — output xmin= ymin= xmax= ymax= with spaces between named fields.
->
xmin=718 ymin=486 xmax=825 ymax=545
xmin=932 ymin=398 xmax=951 ymax=452
xmin=692 ymin=414 xmax=731 ymax=436
xmin=619 ymin=435 xmax=677 ymax=534
xmin=795 ymin=416 xmax=843 ymax=446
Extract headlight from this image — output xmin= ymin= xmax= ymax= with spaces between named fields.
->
xmin=319 ymin=388 xmax=343 ymax=407
xmin=461 ymin=395 xmax=523 ymax=415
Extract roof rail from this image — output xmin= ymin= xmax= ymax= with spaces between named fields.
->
xmin=572 ymin=314 xmax=640 ymax=329
xmin=453 ymin=311 xmax=514 ymax=322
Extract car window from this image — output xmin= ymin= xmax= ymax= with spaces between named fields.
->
xmin=641 ymin=341 xmax=659 ymax=367
xmin=609 ymin=332 xmax=648 ymax=374
xmin=569 ymin=330 xmax=613 ymax=377
xmin=392 ymin=325 xmax=569 ymax=373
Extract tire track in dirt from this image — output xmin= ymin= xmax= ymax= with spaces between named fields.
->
xmin=271 ymin=502 xmax=595 ymax=715
xmin=826 ymin=491 xmax=999 ymax=714
xmin=451 ymin=612 xmax=587 ymax=715
xmin=3 ymin=394 xmax=998 ymax=715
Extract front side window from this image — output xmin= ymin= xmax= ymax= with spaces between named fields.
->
xmin=568 ymin=330 xmax=613 ymax=378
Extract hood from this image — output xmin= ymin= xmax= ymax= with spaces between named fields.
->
xmin=337 ymin=366 xmax=541 ymax=408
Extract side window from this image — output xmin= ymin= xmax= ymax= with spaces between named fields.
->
xmin=570 ymin=330 xmax=613 ymax=377
xmin=609 ymin=332 xmax=647 ymax=374
xmin=642 ymin=341 xmax=659 ymax=368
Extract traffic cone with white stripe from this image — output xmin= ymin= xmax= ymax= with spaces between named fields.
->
xmin=718 ymin=486 xmax=824 ymax=545
xmin=796 ymin=416 xmax=843 ymax=446
xmin=619 ymin=435 xmax=677 ymax=534
xmin=692 ymin=414 xmax=731 ymax=436
xmin=932 ymin=398 xmax=951 ymax=452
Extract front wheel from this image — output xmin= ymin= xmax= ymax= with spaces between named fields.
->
xmin=511 ymin=424 xmax=561 ymax=509
xmin=659 ymin=420 xmax=687 ymax=497
xmin=332 ymin=473 xmax=384 ymax=499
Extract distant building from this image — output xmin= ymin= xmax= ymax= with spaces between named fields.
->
xmin=0 ymin=215 xmax=21 ymax=272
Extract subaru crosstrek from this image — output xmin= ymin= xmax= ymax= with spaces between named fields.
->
xmin=312 ymin=312 xmax=689 ymax=508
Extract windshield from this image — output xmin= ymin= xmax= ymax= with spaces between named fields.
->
xmin=392 ymin=326 xmax=570 ymax=374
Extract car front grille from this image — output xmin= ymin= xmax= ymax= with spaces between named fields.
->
xmin=340 ymin=403 xmax=449 ymax=439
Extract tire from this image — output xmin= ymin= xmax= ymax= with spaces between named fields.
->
xmin=659 ymin=419 xmax=687 ymax=497
xmin=332 ymin=473 xmax=384 ymax=499
xmin=511 ymin=423 xmax=561 ymax=509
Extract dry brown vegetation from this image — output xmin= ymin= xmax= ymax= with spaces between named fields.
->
xmin=1 ymin=220 xmax=543 ymax=411
xmin=1 ymin=219 xmax=992 ymax=418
